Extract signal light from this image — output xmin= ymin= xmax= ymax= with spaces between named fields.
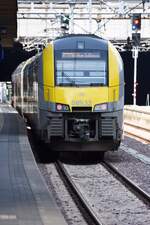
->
xmin=132 ymin=14 xmax=141 ymax=31
xmin=61 ymin=14 xmax=70 ymax=30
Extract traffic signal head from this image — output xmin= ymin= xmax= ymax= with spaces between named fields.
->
xmin=132 ymin=14 xmax=141 ymax=31
xmin=61 ymin=14 xmax=70 ymax=30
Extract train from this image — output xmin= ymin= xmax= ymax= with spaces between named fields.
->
xmin=12 ymin=34 xmax=124 ymax=154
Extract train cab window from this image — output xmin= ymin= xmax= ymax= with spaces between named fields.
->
xmin=55 ymin=50 xmax=107 ymax=86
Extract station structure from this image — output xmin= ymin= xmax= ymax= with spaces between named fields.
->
xmin=17 ymin=0 xmax=150 ymax=52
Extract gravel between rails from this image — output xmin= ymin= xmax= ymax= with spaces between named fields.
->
xmin=39 ymin=163 xmax=88 ymax=225
xmin=63 ymin=163 xmax=150 ymax=225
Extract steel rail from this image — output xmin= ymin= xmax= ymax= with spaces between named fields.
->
xmin=102 ymin=161 xmax=150 ymax=206
xmin=124 ymin=131 xmax=150 ymax=143
xmin=124 ymin=108 xmax=150 ymax=116
xmin=124 ymin=121 xmax=150 ymax=133
xmin=55 ymin=161 xmax=104 ymax=225
xmin=124 ymin=122 xmax=150 ymax=143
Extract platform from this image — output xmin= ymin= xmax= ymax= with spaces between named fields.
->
xmin=0 ymin=104 xmax=67 ymax=225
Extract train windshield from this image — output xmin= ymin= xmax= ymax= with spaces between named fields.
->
xmin=55 ymin=50 xmax=107 ymax=86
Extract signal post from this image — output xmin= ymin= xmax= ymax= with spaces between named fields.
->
xmin=131 ymin=13 xmax=141 ymax=105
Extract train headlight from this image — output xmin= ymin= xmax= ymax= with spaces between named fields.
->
xmin=56 ymin=104 xmax=63 ymax=111
xmin=94 ymin=103 xmax=107 ymax=112
xmin=56 ymin=103 xmax=70 ymax=112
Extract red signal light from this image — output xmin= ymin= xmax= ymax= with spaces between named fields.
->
xmin=134 ymin=19 xmax=140 ymax=25
xmin=132 ymin=14 xmax=141 ymax=31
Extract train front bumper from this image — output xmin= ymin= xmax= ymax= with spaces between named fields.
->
xmin=46 ymin=110 xmax=123 ymax=149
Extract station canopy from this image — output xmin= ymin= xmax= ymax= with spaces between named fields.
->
xmin=16 ymin=0 xmax=150 ymax=52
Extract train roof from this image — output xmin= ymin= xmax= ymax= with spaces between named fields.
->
xmin=54 ymin=34 xmax=108 ymax=51
xmin=55 ymin=34 xmax=103 ymax=40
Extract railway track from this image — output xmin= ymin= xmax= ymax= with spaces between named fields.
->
xmin=124 ymin=121 xmax=150 ymax=143
xmin=55 ymin=161 xmax=104 ymax=225
xmin=102 ymin=161 xmax=150 ymax=206
xmin=55 ymin=160 xmax=150 ymax=225
xmin=124 ymin=107 xmax=150 ymax=143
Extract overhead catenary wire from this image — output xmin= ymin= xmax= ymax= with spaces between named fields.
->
xmin=94 ymin=0 xmax=144 ymax=35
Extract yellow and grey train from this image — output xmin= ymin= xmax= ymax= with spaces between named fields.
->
xmin=12 ymin=35 xmax=124 ymax=152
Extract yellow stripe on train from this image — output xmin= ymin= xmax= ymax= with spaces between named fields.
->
xmin=43 ymin=43 xmax=54 ymax=100
xmin=108 ymin=42 xmax=120 ymax=101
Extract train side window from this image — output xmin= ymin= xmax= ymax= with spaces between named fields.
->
xmin=33 ymin=59 xmax=38 ymax=101
xmin=28 ymin=64 xmax=34 ymax=97
xmin=23 ymin=65 xmax=29 ymax=101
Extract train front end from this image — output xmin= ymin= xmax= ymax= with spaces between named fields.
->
xmin=41 ymin=35 xmax=124 ymax=151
